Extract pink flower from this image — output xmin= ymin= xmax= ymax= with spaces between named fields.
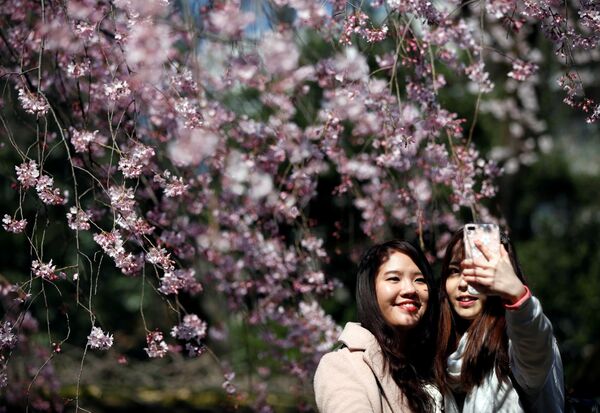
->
xmin=66 ymin=60 xmax=91 ymax=78
xmin=104 ymin=80 xmax=131 ymax=101
xmin=87 ymin=326 xmax=114 ymax=350
xmin=17 ymin=87 xmax=49 ymax=117
xmin=146 ymin=247 xmax=175 ymax=271
xmin=125 ymin=21 xmax=173 ymax=83
xmin=144 ymin=331 xmax=168 ymax=358
xmin=0 ymin=322 xmax=17 ymax=350
xmin=157 ymin=269 xmax=203 ymax=296
xmin=259 ymin=32 xmax=299 ymax=75
xmin=31 ymin=259 xmax=59 ymax=281
xmin=158 ymin=271 xmax=181 ymax=295
xmin=339 ymin=12 xmax=388 ymax=45
xmin=108 ymin=186 xmax=136 ymax=215
xmin=208 ymin=3 xmax=255 ymax=39
xmin=166 ymin=128 xmax=219 ymax=166
xmin=465 ymin=62 xmax=494 ymax=93
xmin=174 ymin=98 xmax=203 ymax=129
xmin=93 ymin=230 xmax=141 ymax=275
xmin=154 ymin=171 xmax=189 ymax=198
xmin=222 ymin=371 xmax=237 ymax=395
xmin=35 ymin=175 xmax=65 ymax=205
xmin=170 ymin=314 xmax=207 ymax=341
xmin=508 ymin=60 xmax=538 ymax=81
xmin=15 ymin=160 xmax=40 ymax=188
xmin=118 ymin=143 xmax=155 ymax=178
xmin=2 ymin=214 xmax=27 ymax=233
xmin=70 ymin=129 xmax=107 ymax=153
xmin=300 ymin=236 xmax=327 ymax=258
xmin=66 ymin=207 xmax=91 ymax=231
xmin=297 ymin=301 xmax=341 ymax=353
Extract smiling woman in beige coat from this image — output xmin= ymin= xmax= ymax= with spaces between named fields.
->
xmin=314 ymin=240 xmax=443 ymax=413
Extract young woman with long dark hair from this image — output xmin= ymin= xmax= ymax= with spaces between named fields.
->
xmin=435 ymin=228 xmax=564 ymax=412
xmin=314 ymin=240 xmax=443 ymax=413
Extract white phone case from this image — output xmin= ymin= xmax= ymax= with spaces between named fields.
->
xmin=463 ymin=223 xmax=500 ymax=295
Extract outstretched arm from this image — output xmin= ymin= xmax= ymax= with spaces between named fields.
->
xmin=504 ymin=295 xmax=562 ymax=391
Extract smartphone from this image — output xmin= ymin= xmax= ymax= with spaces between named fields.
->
xmin=463 ymin=223 xmax=500 ymax=295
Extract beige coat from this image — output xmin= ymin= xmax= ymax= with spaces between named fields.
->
xmin=313 ymin=322 xmax=442 ymax=413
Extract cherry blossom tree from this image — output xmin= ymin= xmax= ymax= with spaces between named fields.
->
xmin=0 ymin=0 xmax=598 ymax=410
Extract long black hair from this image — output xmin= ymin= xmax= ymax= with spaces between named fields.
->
xmin=356 ymin=240 xmax=438 ymax=413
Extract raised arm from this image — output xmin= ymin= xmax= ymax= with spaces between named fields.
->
xmin=505 ymin=295 xmax=563 ymax=393
xmin=461 ymin=240 xmax=564 ymax=405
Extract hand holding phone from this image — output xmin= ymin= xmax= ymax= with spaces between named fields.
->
xmin=463 ymin=223 xmax=500 ymax=295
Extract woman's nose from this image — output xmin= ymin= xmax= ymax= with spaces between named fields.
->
xmin=399 ymin=278 xmax=417 ymax=295
xmin=458 ymin=273 xmax=469 ymax=289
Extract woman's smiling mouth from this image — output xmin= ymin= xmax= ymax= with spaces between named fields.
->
xmin=456 ymin=295 xmax=478 ymax=308
xmin=395 ymin=300 xmax=421 ymax=312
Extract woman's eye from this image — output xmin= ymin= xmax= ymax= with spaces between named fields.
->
xmin=415 ymin=277 xmax=426 ymax=283
xmin=448 ymin=267 xmax=460 ymax=276
xmin=387 ymin=276 xmax=400 ymax=282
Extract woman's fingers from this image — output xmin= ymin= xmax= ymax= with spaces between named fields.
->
xmin=474 ymin=239 xmax=496 ymax=261
xmin=461 ymin=257 xmax=493 ymax=269
xmin=462 ymin=267 xmax=492 ymax=279
xmin=500 ymin=244 xmax=509 ymax=259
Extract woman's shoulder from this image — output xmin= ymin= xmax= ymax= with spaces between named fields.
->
xmin=315 ymin=323 xmax=377 ymax=382
xmin=314 ymin=328 xmax=381 ymax=410
xmin=337 ymin=322 xmax=377 ymax=350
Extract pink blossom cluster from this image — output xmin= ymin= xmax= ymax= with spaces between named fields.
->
xmin=66 ymin=59 xmax=91 ymax=78
xmin=103 ymin=80 xmax=131 ymax=101
xmin=158 ymin=269 xmax=203 ymax=296
xmin=66 ymin=207 xmax=91 ymax=231
xmin=35 ymin=175 xmax=65 ymax=205
xmin=15 ymin=160 xmax=40 ymax=189
xmin=465 ymin=62 xmax=495 ymax=93
xmin=222 ymin=371 xmax=237 ymax=395
xmin=87 ymin=326 xmax=114 ymax=350
xmin=2 ymin=215 xmax=27 ymax=233
xmin=146 ymin=247 xmax=174 ymax=271
xmin=31 ymin=260 xmax=58 ymax=281
xmin=339 ymin=12 xmax=388 ymax=45
xmin=170 ymin=314 xmax=207 ymax=342
xmin=118 ymin=143 xmax=155 ymax=178
xmin=153 ymin=171 xmax=189 ymax=198
xmin=0 ymin=322 xmax=17 ymax=350
xmin=70 ymin=129 xmax=107 ymax=154
xmin=93 ymin=231 xmax=139 ymax=275
xmin=144 ymin=331 xmax=168 ymax=358
xmin=508 ymin=60 xmax=539 ymax=81
xmin=17 ymin=87 xmax=49 ymax=117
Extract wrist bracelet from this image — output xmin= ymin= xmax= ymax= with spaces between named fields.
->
xmin=504 ymin=285 xmax=531 ymax=310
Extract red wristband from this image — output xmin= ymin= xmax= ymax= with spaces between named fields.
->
xmin=504 ymin=285 xmax=531 ymax=310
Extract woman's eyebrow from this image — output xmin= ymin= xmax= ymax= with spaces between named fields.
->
xmin=382 ymin=270 xmax=423 ymax=276
xmin=383 ymin=270 xmax=402 ymax=276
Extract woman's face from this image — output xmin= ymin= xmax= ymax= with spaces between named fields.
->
xmin=375 ymin=251 xmax=429 ymax=329
xmin=445 ymin=245 xmax=487 ymax=320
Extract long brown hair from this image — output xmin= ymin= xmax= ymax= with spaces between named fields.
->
xmin=357 ymin=240 xmax=438 ymax=413
xmin=434 ymin=228 xmax=527 ymax=394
